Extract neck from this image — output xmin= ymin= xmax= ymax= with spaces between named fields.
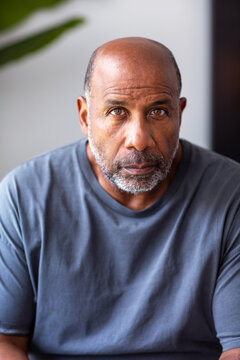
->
xmin=86 ymin=142 xmax=182 ymax=211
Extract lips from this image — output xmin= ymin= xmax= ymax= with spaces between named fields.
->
xmin=123 ymin=163 xmax=157 ymax=175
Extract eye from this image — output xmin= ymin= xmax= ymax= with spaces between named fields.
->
xmin=109 ymin=107 xmax=126 ymax=116
xmin=149 ymin=108 xmax=167 ymax=118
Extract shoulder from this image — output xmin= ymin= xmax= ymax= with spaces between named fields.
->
xmin=182 ymin=139 xmax=240 ymax=170
xmin=180 ymin=140 xmax=240 ymax=231
xmin=181 ymin=139 xmax=240 ymax=190
xmin=0 ymin=139 xmax=87 ymax=208
xmin=1 ymin=139 xmax=85 ymax=188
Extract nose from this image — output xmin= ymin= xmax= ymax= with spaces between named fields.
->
xmin=124 ymin=115 xmax=154 ymax=151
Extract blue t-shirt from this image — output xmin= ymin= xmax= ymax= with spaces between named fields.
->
xmin=0 ymin=139 xmax=240 ymax=360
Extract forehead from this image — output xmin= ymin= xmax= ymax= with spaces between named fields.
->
xmin=90 ymin=49 xmax=179 ymax=101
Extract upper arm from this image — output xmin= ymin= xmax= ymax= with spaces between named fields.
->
xmin=213 ymin=202 xmax=240 ymax=352
xmin=219 ymin=348 xmax=240 ymax=359
xmin=0 ymin=334 xmax=29 ymax=352
xmin=0 ymin=334 xmax=29 ymax=359
xmin=0 ymin=176 xmax=35 ymax=336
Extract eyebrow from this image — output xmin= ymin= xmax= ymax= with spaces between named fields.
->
xmin=104 ymin=99 xmax=172 ymax=107
xmin=149 ymin=99 xmax=172 ymax=106
xmin=105 ymin=100 xmax=128 ymax=106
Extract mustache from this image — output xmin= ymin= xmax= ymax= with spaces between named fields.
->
xmin=115 ymin=149 xmax=165 ymax=168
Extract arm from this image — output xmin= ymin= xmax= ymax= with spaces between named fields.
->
xmin=0 ymin=178 xmax=35 ymax=355
xmin=213 ymin=197 xmax=240 ymax=357
xmin=0 ymin=334 xmax=29 ymax=360
xmin=220 ymin=348 xmax=240 ymax=359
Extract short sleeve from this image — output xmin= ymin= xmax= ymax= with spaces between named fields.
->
xmin=0 ymin=174 xmax=35 ymax=335
xmin=213 ymin=203 xmax=240 ymax=351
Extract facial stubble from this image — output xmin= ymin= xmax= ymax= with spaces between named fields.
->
xmin=88 ymin=122 xmax=179 ymax=194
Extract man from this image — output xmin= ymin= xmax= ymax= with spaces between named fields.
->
xmin=0 ymin=37 xmax=239 ymax=360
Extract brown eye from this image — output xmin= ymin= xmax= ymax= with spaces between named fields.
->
xmin=110 ymin=108 xmax=126 ymax=116
xmin=149 ymin=108 xmax=166 ymax=117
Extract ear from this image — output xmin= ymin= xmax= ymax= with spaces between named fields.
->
xmin=77 ymin=96 xmax=88 ymax=136
xmin=178 ymin=97 xmax=187 ymax=127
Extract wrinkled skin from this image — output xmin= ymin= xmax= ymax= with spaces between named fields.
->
xmin=77 ymin=37 xmax=186 ymax=210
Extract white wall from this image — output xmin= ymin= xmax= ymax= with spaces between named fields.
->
xmin=0 ymin=0 xmax=211 ymax=179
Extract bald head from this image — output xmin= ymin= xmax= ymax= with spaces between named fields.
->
xmin=84 ymin=37 xmax=182 ymax=97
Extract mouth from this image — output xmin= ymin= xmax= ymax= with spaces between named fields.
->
xmin=123 ymin=163 xmax=157 ymax=175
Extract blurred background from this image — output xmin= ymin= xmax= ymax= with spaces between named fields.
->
xmin=0 ymin=0 xmax=239 ymax=179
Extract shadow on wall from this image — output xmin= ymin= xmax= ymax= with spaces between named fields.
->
xmin=212 ymin=0 xmax=240 ymax=162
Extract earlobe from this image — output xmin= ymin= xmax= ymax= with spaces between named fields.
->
xmin=77 ymin=96 xmax=88 ymax=136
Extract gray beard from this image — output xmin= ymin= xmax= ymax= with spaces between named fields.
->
xmin=88 ymin=132 xmax=178 ymax=194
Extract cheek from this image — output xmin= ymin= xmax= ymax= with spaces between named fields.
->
xmin=92 ymin=116 xmax=125 ymax=146
xmin=89 ymin=120 xmax=122 ymax=160
xmin=153 ymin=121 xmax=180 ymax=157
xmin=155 ymin=120 xmax=180 ymax=142
xmin=89 ymin=116 xmax=109 ymax=142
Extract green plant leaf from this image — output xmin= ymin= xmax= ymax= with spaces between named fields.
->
xmin=0 ymin=0 xmax=69 ymax=32
xmin=0 ymin=18 xmax=85 ymax=68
